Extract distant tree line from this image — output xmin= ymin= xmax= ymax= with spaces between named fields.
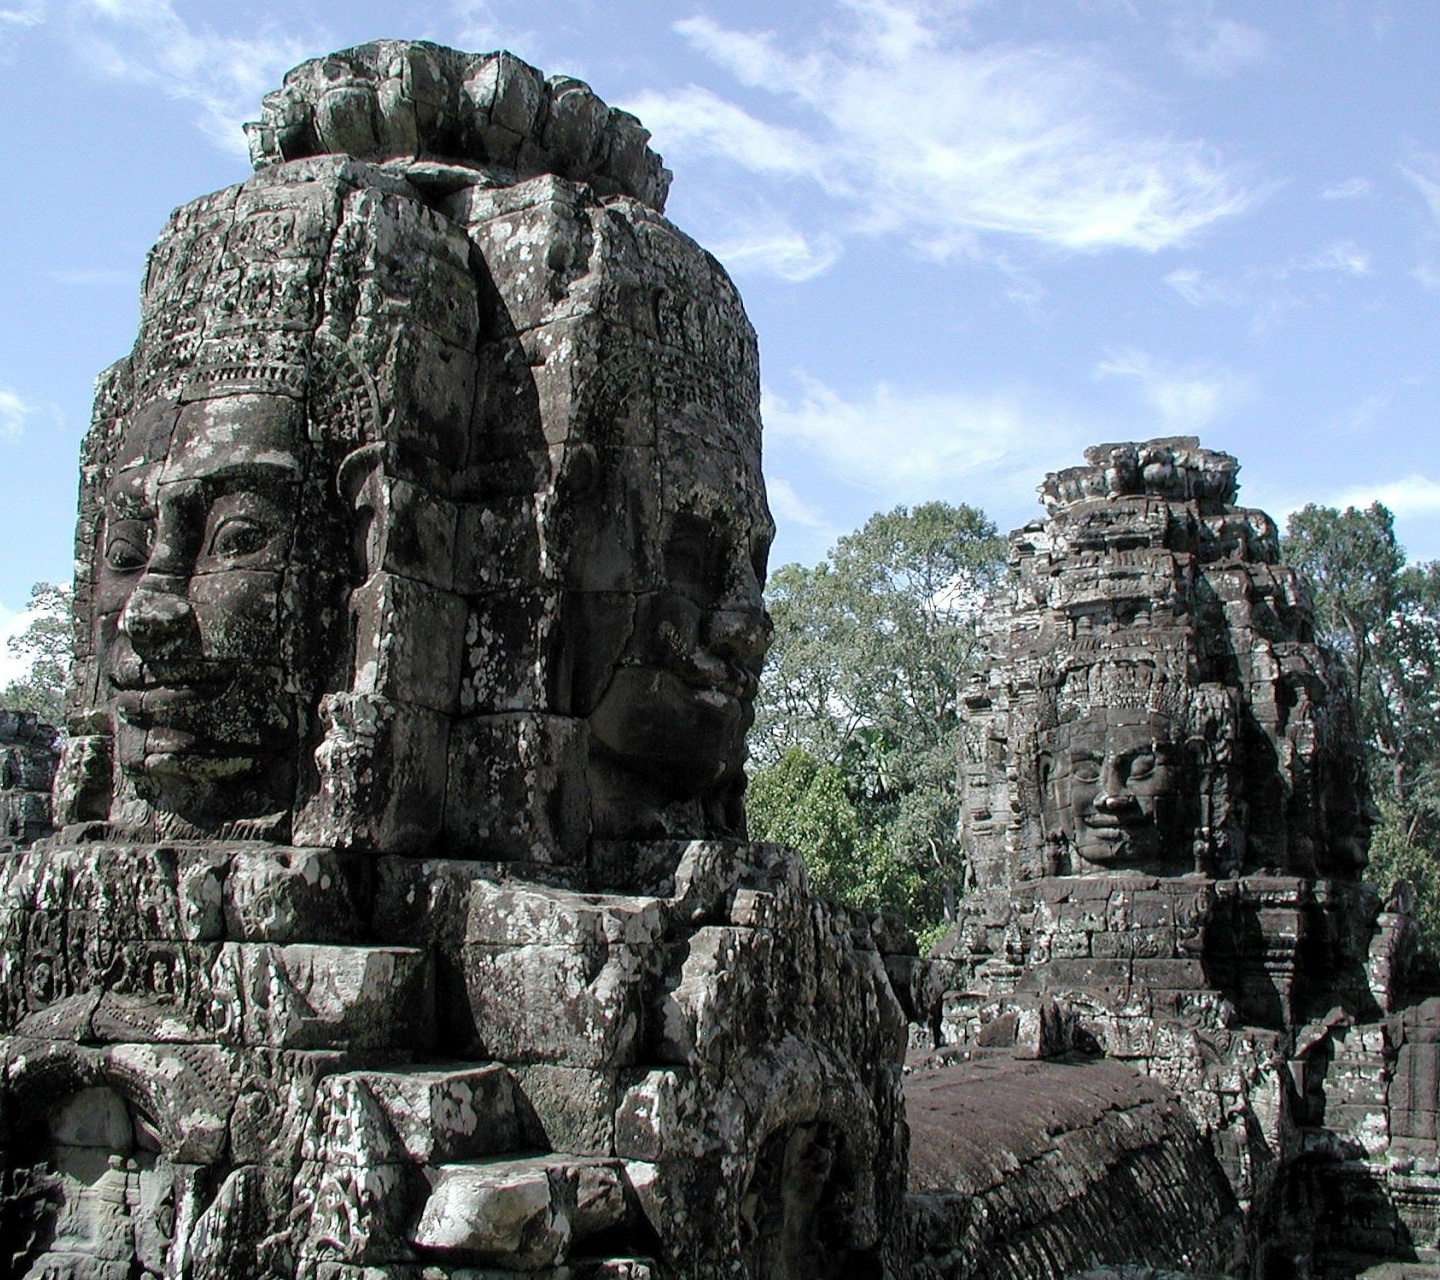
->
xmin=746 ymin=502 xmax=1005 ymax=944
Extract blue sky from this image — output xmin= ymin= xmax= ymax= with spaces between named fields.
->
xmin=2 ymin=0 xmax=1439 ymax=672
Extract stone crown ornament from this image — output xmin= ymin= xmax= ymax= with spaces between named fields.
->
xmin=246 ymin=41 xmax=672 ymax=210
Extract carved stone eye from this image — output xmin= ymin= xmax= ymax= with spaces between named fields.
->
xmin=1128 ymin=752 xmax=1156 ymax=780
xmin=105 ymin=521 xmax=152 ymax=572
xmin=1072 ymin=758 xmax=1102 ymax=784
xmin=208 ymin=516 xmax=270 ymax=561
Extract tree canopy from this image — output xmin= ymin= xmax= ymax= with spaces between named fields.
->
xmin=1 ymin=582 xmax=70 ymax=725
xmin=1284 ymin=504 xmax=1440 ymax=945
xmin=748 ymin=501 xmax=1005 ymax=933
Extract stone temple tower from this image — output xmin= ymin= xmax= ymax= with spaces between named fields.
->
xmin=0 ymin=43 xmax=911 ymax=1279
xmin=914 ymin=439 xmax=1437 ymax=1277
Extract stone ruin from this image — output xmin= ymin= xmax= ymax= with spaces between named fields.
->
xmin=4 ymin=38 xmax=1439 ymax=1280
xmin=0 ymin=711 xmax=59 ymax=851
xmin=0 ymin=42 xmax=912 ymax=1279
xmin=913 ymin=439 xmax=1439 ymax=1277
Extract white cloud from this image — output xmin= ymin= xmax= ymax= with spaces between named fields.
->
xmin=626 ymin=85 xmax=829 ymax=181
xmin=631 ymin=4 xmax=1252 ymax=279
xmin=709 ymin=215 xmax=842 ymax=282
xmin=1165 ymin=239 xmax=1372 ymax=322
xmin=1168 ymin=3 xmax=1267 ymax=78
xmin=1335 ymin=474 xmax=1440 ymax=518
xmin=1096 ymin=349 xmax=1249 ymax=432
xmin=67 ymin=0 xmax=315 ymax=153
xmin=1164 ymin=266 xmax=1242 ymax=307
xmin=1299 ymin=240 xmax=1371 ymax=275
xmin=762 ymin=374 xmax=1088 ymax=499
xmin=0 ymin=0 xmax=43 ymax=30
xmin=0 ymin=384 xmax=35 ymax=440
xmin=450 ymin=0 xmax=504 ymax=50
xmin=1322 ymin=176 xmax=1372 ymax=200
xmin=764 ymin=476 xmax=834 ymax=534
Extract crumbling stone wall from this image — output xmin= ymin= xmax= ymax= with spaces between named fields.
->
xmin=0 ymin=709 xmax=58 ymax=849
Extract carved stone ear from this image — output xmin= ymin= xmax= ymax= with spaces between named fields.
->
xmin=561 ymin=442 xmax=600 ymax=499
xmin=337 ymin=444 xmax=386 ymax=581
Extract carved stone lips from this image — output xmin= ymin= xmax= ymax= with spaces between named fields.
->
xmin=109 ymin=668 xmax=231 ymax=722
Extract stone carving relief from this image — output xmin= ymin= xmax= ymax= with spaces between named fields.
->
xmin=54 ymin=39 xmax=773 ymax=863
xmin=0 ymin=41 xmax=907 ymax=1280
xmin=0 ymin=709 xmax=59 ymax=848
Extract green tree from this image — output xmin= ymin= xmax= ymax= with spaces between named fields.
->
xmin=1 ymin=582 xmax=70 ymax=725
xmin=748 ymin=748 xmax=921 ymax=915
xmin=1284 ymin=505 xmax=1440 ymax=945
xmin=751 ymin=502 xmax=1006 ymax=931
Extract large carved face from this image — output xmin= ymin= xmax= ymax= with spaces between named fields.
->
xmin=94 ymin=392 xmax=305 ymax=826
xmin=580 ymin=431 xmax=774 ymax=801
xmin=1042 ymin=709 xmax=1186 ymax=871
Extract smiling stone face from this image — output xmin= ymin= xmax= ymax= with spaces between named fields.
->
xmin=93 ymin=392 xmax=306 ymax=829
xmin=1041 ymin=709 xmax=1188 ymax=872
xmin=587 ymin=501 xmax=772 ymax=796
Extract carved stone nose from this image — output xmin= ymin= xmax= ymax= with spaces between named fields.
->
xmin=705 ymin=607 xmax=772 ymax=664
xmin=120 ymin=582 xmax=197 ymax=658
xmin=1094 ymin=790 xmax=1137 ymax=814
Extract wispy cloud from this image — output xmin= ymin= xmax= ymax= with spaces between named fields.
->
xmin=631 ymin=84 xmax=827 ymax=181
xmin=763 ymin=374 xmax=1090 ymax=501
xmin=626 ymin=2 xmax=1253 ymax=280
xmin=1322 ymin=176 xmax=1373 ymax=200
xmin=1401 ymin=149 xmax=1440 ymax=287
xmin=1164 ymin=239 xmax=1372 ymax=327
xmin=0 ymin=0 xmax=43 ymax=31
xmin=0 ymin=383 xmax=36 ymax=440
xmin=1096 ymin=349 xmax=1250 ymax=432
xmin=1335 ymin=474 xmax=1440 ymax=518
xmin=764 ymin=476 xmax=836 ymax=537
xmin=1333 ymin=389 xmax=1392 ymax=435
xmin=65 ymin=0 xmax=315 ymax=153
xmin=709 ymin=212 xmax=842 ymax=282
xmin=450 ymin=0 xmax=504 ymax=50
xmin=1167 ymin=2 xmax=1267 ymax=78
xmin=1300 ymin=241 xmax=1371 ymax=275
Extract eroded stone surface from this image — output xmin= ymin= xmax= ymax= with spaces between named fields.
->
xmin=0 ymin=709 xmax=59 ymax=850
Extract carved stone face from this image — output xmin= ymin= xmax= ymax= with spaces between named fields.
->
xmin=94 ymin=393 xmax=304 ymax=826
xmin=582 ymin=436 xmax=773 ymax=800
xmin=1042 ymin=709 xmax=1185 ymax=870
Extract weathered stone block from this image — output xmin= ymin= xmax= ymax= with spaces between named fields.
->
xmin=212 ymin=943 xmax=432 ymax=1050
xmin=443 ymin=714 xmax=590 ymax=862
xmin=223 ymin=847 xmax=369 ymax=943
xmin=411 ymin=1156 xmax=575 ymax=1267
xmin=351 ymin=572 xmax=466 ymax=714
xmin=459 ymin=591 xmax=558 ymax=712
xmin=354 ymin=1062 xmax=524 ymax=1163
xmin=512 ymin=1062 xmax=620 ymax=1155
xmin=296 ymin=694 xmax=451 ymax=853
xmin=350 ymin=473 xmax=459 ymax=591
